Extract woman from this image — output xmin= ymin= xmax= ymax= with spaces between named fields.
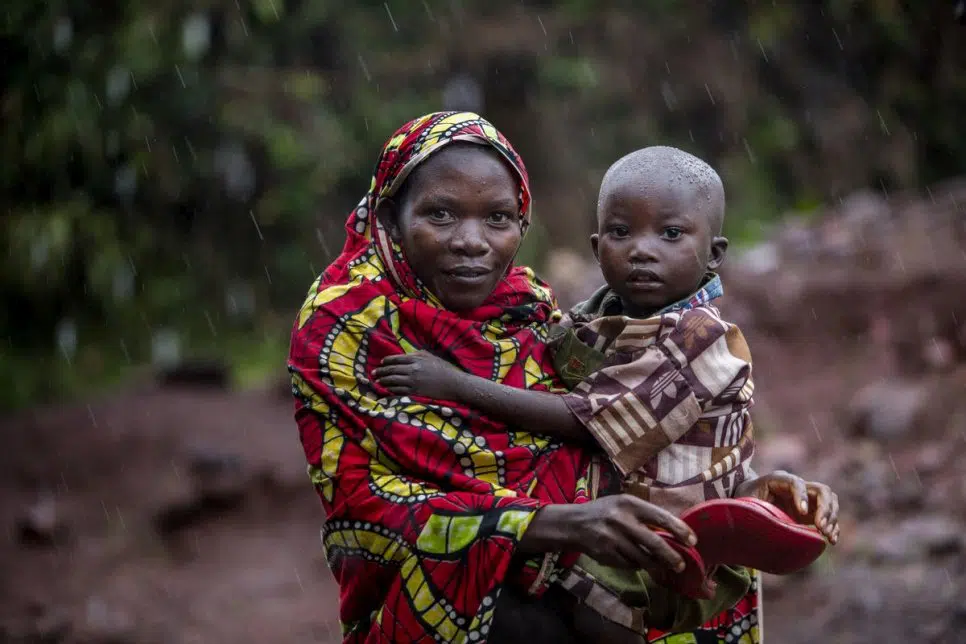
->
xmin=288 ymin=112 xmax=755 ymax=643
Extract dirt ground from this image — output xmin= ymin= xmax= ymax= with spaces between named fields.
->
xmin=4 ymin=186 xmax=966 ymax=643
xmin=2 ymin=329 xmax=962 ymax=643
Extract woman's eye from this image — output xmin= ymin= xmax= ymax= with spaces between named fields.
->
xmin=428 ymin=209 xmax=453 ymax=223
xmin=662 ymin=227 xmax=683 ymax=240
xmin=488 ymin=212 xmax=513 ymax=225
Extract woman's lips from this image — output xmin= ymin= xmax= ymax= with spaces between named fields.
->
xmin=444 ymin=266 xmax=492 ymax=285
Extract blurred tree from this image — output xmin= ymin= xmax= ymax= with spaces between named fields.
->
xmin=2 ymin=0 xmax=964 ymax=409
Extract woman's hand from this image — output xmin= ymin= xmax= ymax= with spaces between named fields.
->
xmin=373 ymin=351 xmax=465 ymax=400
xmin=734 ymin=470 xmax=840 ymax=544
xmin=521 ymin=494 xmax=698 ymax=573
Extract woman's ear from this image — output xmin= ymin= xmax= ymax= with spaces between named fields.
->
xmin=375 ymin=197 xmax=401 ymax=241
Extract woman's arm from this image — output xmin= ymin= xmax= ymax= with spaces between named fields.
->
xmin=519 ymin=495 xmax=696 ymax=572
xmin=373 ymin=351 xmax=591 ymax=444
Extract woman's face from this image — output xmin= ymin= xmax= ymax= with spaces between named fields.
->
xmin=383 ymin=144 xmax=523 ymax=311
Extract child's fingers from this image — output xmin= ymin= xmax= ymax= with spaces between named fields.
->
xmin=372 ymin=365 xmax=410 ymax=379
xmin=376 ymin=375 xmax=413 ymax=392
xmin=380 ymin=354 xmax=417 ymax=367
xmin=788 ymin=477 xmax=810 ymax=516
xmin=809 ymin=484 xmax=837 ymax=530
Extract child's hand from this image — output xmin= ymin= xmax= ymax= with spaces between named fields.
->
xmin=373 ymin=351 xmax=464 ymax=400
xmin=735 ymin=470 xmax=840 ymax=544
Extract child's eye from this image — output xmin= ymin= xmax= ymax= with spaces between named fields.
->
xmin=608 ymin=225 xmax=629 ymax=238
xmin=662 ymin=227 xmax=684 ymax=240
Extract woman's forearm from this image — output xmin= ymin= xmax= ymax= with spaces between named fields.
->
xmin=450 ymin=372 xmax=591 ymax=444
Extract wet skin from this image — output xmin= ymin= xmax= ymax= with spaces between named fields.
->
xmin=377 ymin=143 xmax=523 ymax=312
xmin=592 ymin=179 xmax=728 ymax=318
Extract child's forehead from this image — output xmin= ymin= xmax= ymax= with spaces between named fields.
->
xmin=600 ymin=177 xmax=703 ymax=218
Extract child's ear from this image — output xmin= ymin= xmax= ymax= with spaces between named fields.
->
xmin=707 ymin=236 xmax=729 ymax=270
xmin=591 ymin=234 xmax=600 ymax=263
xmin=375 ymin=197 xmax=401 ymax=241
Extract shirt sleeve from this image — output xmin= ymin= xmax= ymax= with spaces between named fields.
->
xmin=562 ymin=307 xmax=754 ymax=476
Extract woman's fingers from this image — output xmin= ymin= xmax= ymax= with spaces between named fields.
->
xmin=624 ymin=495 xmax=696 ymax=547
xmin=623 ymin=520 xmax=686 ymax=572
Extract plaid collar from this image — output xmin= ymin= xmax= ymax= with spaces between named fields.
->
xmin=655 ymin=273 xmax=723 ymax=315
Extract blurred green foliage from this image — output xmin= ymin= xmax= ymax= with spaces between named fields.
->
xmin=2 ymin=1 xmax=964 ymax=410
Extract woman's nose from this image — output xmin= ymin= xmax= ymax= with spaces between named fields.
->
xmin=449 ymin=219 xmax=489 ymax=256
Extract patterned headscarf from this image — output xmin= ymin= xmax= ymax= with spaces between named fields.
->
xmin=289 ymin=112 xmax=595 ymax=643
xmin=336 ymin=111 xmax=534 ymax=308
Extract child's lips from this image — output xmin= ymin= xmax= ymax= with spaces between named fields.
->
xmin=626 ymin=268 xmax=663 ymax=290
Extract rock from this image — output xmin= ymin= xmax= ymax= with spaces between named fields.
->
xmin=75 ymin=598 xmax=135 ymax=644
xmin=915 ymin=442 xmax=949 ymax=476
xmin=870 ymin=515 xmax=963 ymax=562
xmin=17 ymin=495 xmax=69 ymax=547
xmin=153 ymin=450 xmax=253 ymax=536
xmin=188 ymin=449 xmax=248 ymax=504
xmin=847 ymin=379 xmax=929 ymax=441
xmin=156 ymin=358 xmax=231 ymax=389
xmin=0 ymin=607 xmax=71 ymax=643
xmin=757 ymin=435 xmax=807 ymax=472
xmin=890 ymin=478 xmax=925 ymax=511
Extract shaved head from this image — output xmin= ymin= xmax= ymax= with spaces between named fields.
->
xmin=598 ymin=146 xmax=725 ymax=236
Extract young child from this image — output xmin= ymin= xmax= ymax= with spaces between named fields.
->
xmin=374 ymin=146 xmax=839 ymax=635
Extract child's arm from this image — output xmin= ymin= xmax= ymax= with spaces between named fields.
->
xmin=733 ymin=471 xmax=841 ymax=543
xmin=372 ymin=351 xmax=592 ymax=444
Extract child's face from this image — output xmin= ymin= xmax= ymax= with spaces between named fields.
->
xmin=592 ymin=180 xmax=727 ymax=317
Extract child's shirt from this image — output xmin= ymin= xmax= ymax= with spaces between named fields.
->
xmin=550 ymin=273 xmax=757 ymax=514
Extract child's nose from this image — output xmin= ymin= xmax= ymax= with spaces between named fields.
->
xmin=628 ymin=237 xmax=658 ymax=262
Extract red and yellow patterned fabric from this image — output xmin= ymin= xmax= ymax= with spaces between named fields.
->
xmin=288 ymin=112 xmax=596 ymax=643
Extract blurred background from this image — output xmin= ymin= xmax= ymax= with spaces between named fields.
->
xmin=2 ymin=1 xmax=965 ymax=642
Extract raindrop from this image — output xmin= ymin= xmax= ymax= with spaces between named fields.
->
xmin=358 ymin=54 xmax=372 ymax=83
xmin=887 ymin=452 xmax=900 ymax=480
xmin=831 ymin=28 xmax=844 ymax=51
xmin=742 ymin=138 xmax=757 ymax=164
xmin=756 ymin=38 xmax=769 ymax=63
xmin=809 ymin=414 xmax=822 ymax=442
xmin=384 ymin=3 xmax=399 ymax=31
xmin=204 ymin=310 xmax=217 ymax=336
xmin=249 ymin=210 xmax=264 ymax=240
xmin=877 ymin=110 xmax=891 ymax=136
xmin=56 ymin=318 xmax=77 ymax=363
